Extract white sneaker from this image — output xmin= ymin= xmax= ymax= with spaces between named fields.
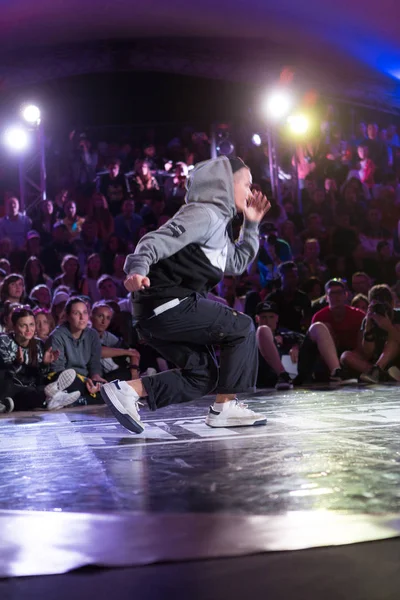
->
xmin=47 ymin=391 xmax=81 ymax=410
xmin=0 ymin=397 xmax=14 ymax=413
xmin=45 ymin=369 xmax=77 ymax=398
xmin=205 ymin=399 xmax=267 ymax=428
xmin=100 ymin=380 xmax=144 ymax=434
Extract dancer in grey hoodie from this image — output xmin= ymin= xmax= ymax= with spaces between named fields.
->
xmin=101 ymin=156 xmax=270 ymax=433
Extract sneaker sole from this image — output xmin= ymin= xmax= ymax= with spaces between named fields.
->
xmin=388 ymin=367 xmax=400 ymax=382
xmin=45 ymin=369 xmax=76 ymax=397
xmin=100 ymin=386 xmax=144 ymax=434
xmin=358 ymin=375 xmax=379 ymax=384
xmin=47 ymin=392 xmax=81 ymax=410
xmin=205 ymin=417 xmax=267 ymax=428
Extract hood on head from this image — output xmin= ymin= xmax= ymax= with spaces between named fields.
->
xmin=185 ymin=156 xmax=236 ymax=220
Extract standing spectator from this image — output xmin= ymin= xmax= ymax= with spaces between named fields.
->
xmin=52 ymin=255 xmax=82 ymax=295
xmin=0 ymin=197 xmax=32 ymax=250
xmin=86 ymin=193 xmax=114 ymax=241
xmin=114 ymin=199 xmax=143 ymax=246
xmin=58 ymin=200 xmax=85 ymax=241
xmin=99 ymin=158 xmax=127 ymax=218
xmin=23 ymin=256 xmax=52 ymax=294
xmin=81 ymin=253 xmax=103 ymax=303
xmin=358 ymin=145 xmax=375 ymax=188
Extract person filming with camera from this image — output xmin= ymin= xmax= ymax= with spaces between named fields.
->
xmin=341 ymin=284 xmax=400 ymax=383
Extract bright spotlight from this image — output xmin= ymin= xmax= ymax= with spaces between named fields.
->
xmin=287 ymin=114 xmax=310 ymax=135
xmin=22 ymin=104 xmax=41 ymax=125
xmin=252 ymin=133 xmax=262 ymax=146
xmin=264 ymin=90 xmax=292 ymax=120
xmin=3 ymin=126 xmax=29 ymax=151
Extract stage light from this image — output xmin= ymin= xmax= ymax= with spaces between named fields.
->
xmin=264 ymin=90 xmax=292 ymax=120
xmin=252 ymin=133 xmax=262 ymax=146
xmin=22 ymin=104 xmax=41 ymax=125
xmin=3 ymin=126 xmax=29 ymax=151
xmin=287 ymin=114 xmax=310 ymax=135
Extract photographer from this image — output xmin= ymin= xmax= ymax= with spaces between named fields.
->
xmin=341 ymin=284 xmax=400 ymax=383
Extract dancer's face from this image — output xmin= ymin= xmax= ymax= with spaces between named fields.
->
xmin=233 ymin=168 xmax=252 ymax=213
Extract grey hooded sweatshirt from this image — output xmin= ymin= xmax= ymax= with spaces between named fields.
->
xmin=124 ymin=156 xmax=259 ymax=314
xmin=49 ymin=323 xmax=102 ymax=377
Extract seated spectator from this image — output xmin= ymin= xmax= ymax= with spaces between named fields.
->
xmin=91 ymin=302 xmax=141 ymax=381
xmin=302 ymin=277 xmax=324 ymax=302
xmin=279 ymin=220 xmax=303 ymax=259
xmin=392 ymin=261 xmax=400 ymax=305
xmin=255 ymin=300 xmax=304 ymax=390
xmin=0 ymin=301 xmax=24 ymax=334
xmin=297 ymin=238 xmax=329 ymax=284
xmin=41 ymin=223 xmax=75 ymax=278
xmin=359 ymin=207 xmax=391 ymax=258
xmin=358 ymin=144 xmax=375 ymax=188
xmin=99 ymin=158 xmax=127 ymax=217
xmin=0 ymin=258 xmax=11 ymax=276
xmin=29 ymin=285 xmax=52 ymax=309
xmin=266 ymin=262 xmax=312 ymax=333
xmin=58 ymin=200 xmax=85 ymax=241
xmin=52 ymin=255 xmax=82 ymax=295
xmin=131 ymin=159 xmax=159 ymax=200
xmin=54 ymin=189 xmax=70 ymax=219
xmin=48 ymin=297 xmax=106 ymax=405
xmin=33 ymin=308 xmax=56 ymax=342
xmin=73 ymin=220 xmax=103 ymax=271
xmin=101 ymin=234 xmax=127 ymax=275
xmin=351 ymin=271 xmax=372 ymax=298
xmin=114 ymin=199 xmax=143 ymax=247
xmin=86 ymin=192 xmax=114 ymax=241
xmin=23 ymin=256 xmax=53 ymax=294
xmin=303 ymin=187 xmax=333 ymax=224
xmin=32 ymin=200 xmax=57 ymax=244
xmin=97 ymin=275 xmax=120 ymax=303
xmin=81 ymin=253 xmax=103 ymax=302
xmin=248 ymin=224 xmax=292 ymax=287
xmin=295 ymin=279 xmax=364 ymax=384
xmin=300 ymin=213 xmax=330 ymax=257
xmin=351 ymin=294 xmax=369 ymax=313
xmin=218 ymin=276 xmax=245 ymax=311
xmin=342 ymin=285 xmax=400 ymax=383
xmin=51 ymin=290 xmax=69 ymax=326
xmin=164 ymin=162 xmax=188 ymax=216
xmin=140 ymin=193 xmax=166 ymax=231
xmin=0 ymin=197 xmax=32 ymax=250
xmin=0 ymin=307 xmax=79 ymax=412
xmin=0 ymin=274 xmax=26 ymax=308
xmin=372 ymin=241 xmax=397 ymax=285
xmin=330 ymin=209 xmax=359 ymax=259
xmin=112 ymin=254 xmax=128 ymax=297
xmin=282 ymin=199 xmax=304 ymax=233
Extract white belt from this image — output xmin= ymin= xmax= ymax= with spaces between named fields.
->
xmin=153 ymin=297 xmax=188 ymax=316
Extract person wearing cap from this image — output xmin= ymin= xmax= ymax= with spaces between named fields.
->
xmin=255 ymin=301 xmax=304 ymax=390
xmin=100 ymin=156 xmax=271 ymax=434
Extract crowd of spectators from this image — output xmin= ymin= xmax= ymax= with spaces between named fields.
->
xmin=2 ymin=115 xmax=400 ymax=413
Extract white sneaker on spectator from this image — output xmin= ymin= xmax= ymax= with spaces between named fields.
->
xmin=100 ymin=380 xmax=144 ymax=434
xmin=205 ymin=399 xmax=267 ymax=428
xmin=47 ymin=391 xmax=81 ymax=410
xmin=45 ymin=369 xmax=77 ymax=398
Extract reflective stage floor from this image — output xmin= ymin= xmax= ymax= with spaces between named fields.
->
xmin=1 ymin=385 xmax=400 ymax=597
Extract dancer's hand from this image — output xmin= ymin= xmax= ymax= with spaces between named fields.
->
xmin=125 ymin=274 xmax=151 ymax=292
xmin=244 ymin=190 xmax=271 ymax=223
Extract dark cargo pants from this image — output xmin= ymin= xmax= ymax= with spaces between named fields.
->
xmin=137 ymin=293 xmax=258 ymax=410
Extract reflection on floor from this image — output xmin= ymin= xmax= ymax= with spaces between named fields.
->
xmin=1 ymin=384 xmax=400 ymax=577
